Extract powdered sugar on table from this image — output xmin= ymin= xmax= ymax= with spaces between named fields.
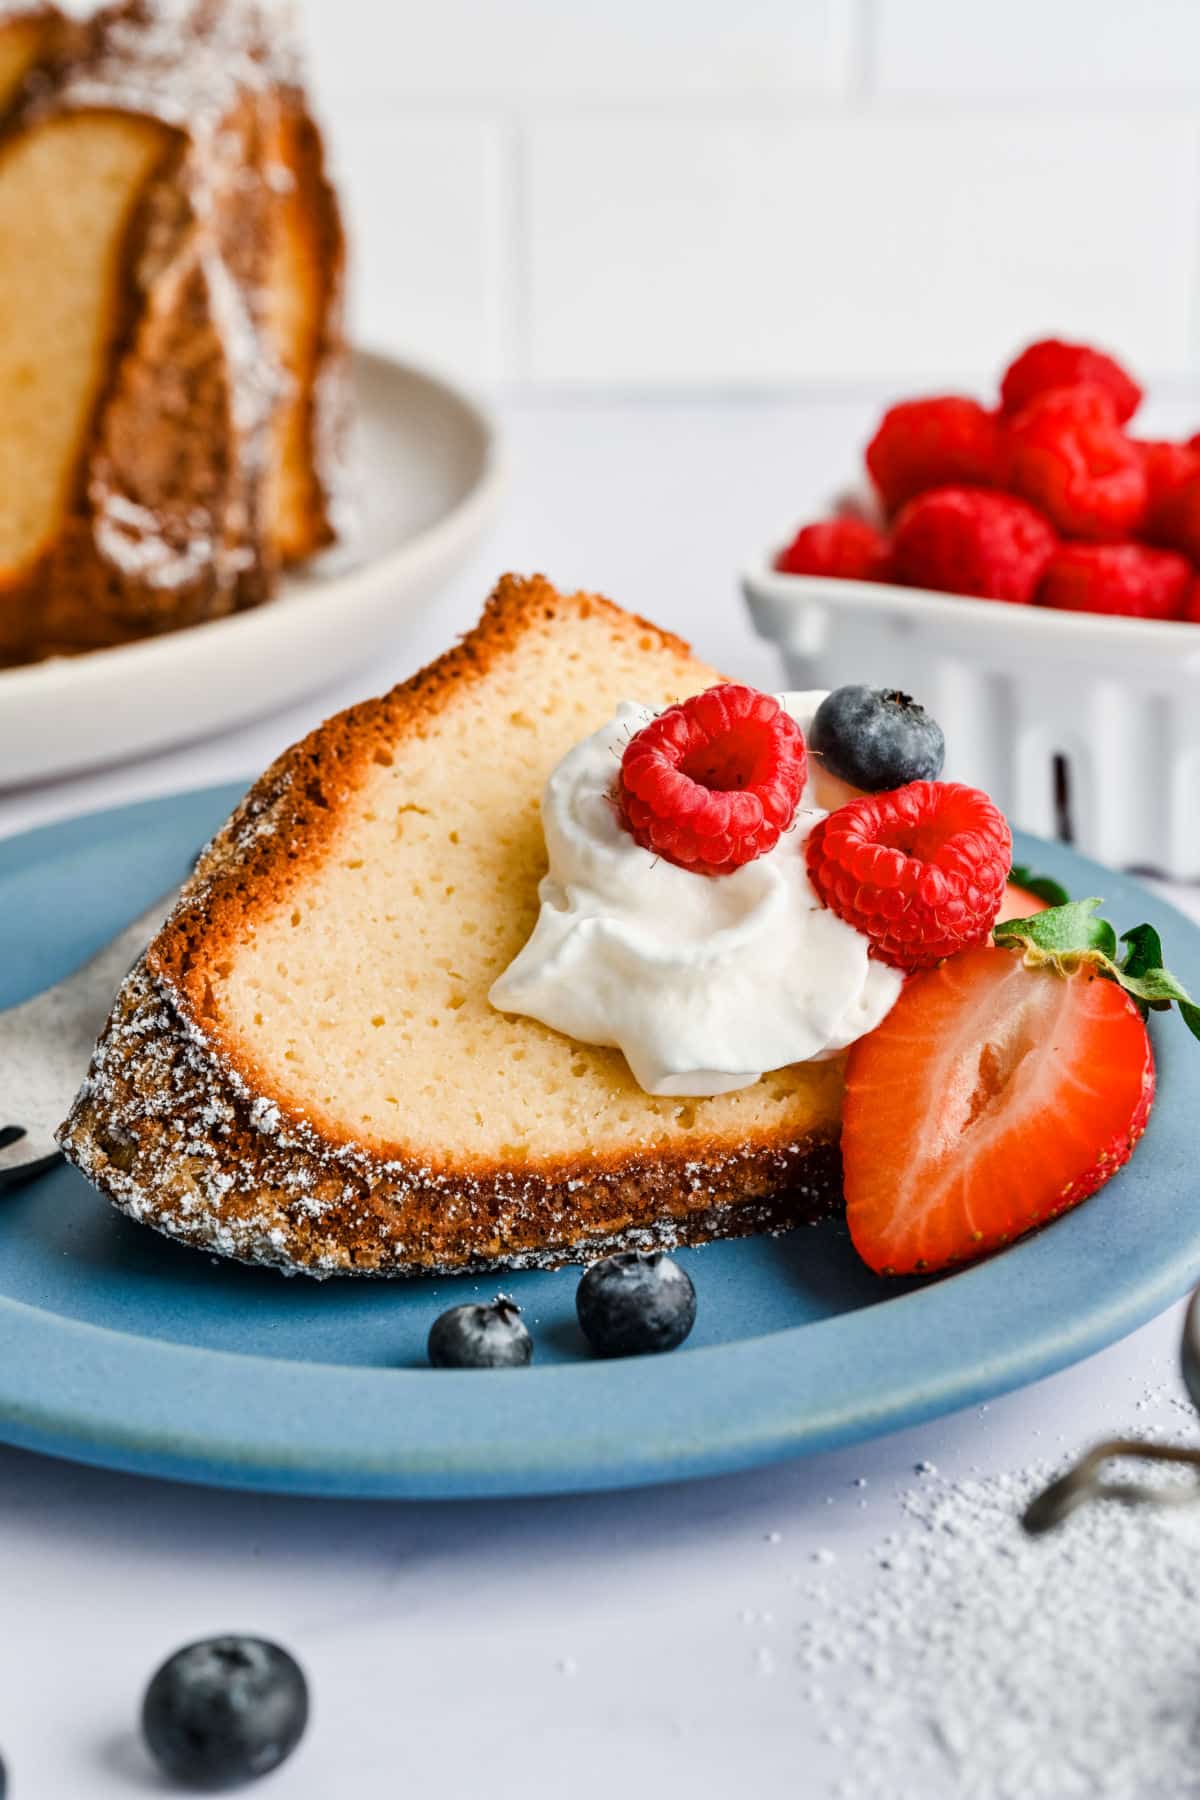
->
xmin=793 ymin=1446 xmax=1200 ymax=1799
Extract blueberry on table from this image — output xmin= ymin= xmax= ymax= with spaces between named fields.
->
xmin=808 ymin=685 xmax=945 ymax=792
xmin=141 ymin=1636 xmax=308 ymax=1791
xmin=576 ymin=1251 xmax=697 ymax=1358
xmin=427 ymin=1297 xmax=533 ymax=1368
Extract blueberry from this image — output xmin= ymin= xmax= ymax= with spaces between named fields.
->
xmin=576 ymin=1251 xmax=696 ymax=1358
xmin=808 ymin=685 xmax=945 ymax=791
xmin=427 ymin=1296 xmax=533 ymax=1368
xmin=0 ymin=1750 xmax=6 ymax=1798
xmin=141 ymin=1636 xmax=308 ymax=1791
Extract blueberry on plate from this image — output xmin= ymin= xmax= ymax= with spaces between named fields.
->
xmin=576 ymin=1251 xmax=697 ymax=1358
xmin=141 ymin=1635 xmax=308 ymax=1791
xmin=427 ymin=1297 xmax=533 ymax=1368
xmin=808 ymin=685 xmax=945 ymax=792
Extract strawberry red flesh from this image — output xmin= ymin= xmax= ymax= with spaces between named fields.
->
xmin=842 ymin=946 xmax=1155 ymax=1275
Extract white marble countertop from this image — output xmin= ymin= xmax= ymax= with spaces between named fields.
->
xmin=3 ymin=393 xmax=1199 ymax=1799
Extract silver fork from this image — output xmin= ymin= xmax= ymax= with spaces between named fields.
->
xmin=0 ymin=889 xmax=181 ymax=1190
xmin=1023 ymin=1285 xmax=1200 ymax=1533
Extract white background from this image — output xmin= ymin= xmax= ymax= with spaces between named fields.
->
xmin=298 ymin=0 xmax=1200 ymax=391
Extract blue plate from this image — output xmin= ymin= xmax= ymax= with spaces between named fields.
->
xmin=0 ymin=786 xmax=1196 ymax=1499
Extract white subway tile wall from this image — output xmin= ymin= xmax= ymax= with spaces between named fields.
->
xmin=302 ymin=0 xmax=853 ymax=103
xmin=329 ymin=116 xmax=510 ymax=380
xmin=299 ymin=0 xmax=1200 ymax=387
xmin=526 ymin=116 xmax=1198 ymax=386
xmin=873 ymin=0 xmax=1200 ymax=98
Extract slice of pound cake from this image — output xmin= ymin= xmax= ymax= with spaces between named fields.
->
xmin=59 ymin=575 xmax=845 ymax=1276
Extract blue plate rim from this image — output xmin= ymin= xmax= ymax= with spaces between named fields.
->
xmin=0 ymin=785 xmax=1196 ymax=1499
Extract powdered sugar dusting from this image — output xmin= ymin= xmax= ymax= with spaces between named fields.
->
xmin=53 ymin=0 xmax=300 ymax=128
xmin=794 ymin=1451 xmax=1200 ymax=1798
xmin=92 ymin=494 xmax=217 ymax=589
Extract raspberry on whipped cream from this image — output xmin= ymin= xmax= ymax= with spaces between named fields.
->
xmin=488 ymin=694 xmax=903 ymax=1098
xmin=618 ymin=683 xmax=807 ymax=877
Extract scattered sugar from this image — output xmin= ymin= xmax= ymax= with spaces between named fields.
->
xmin=795 ymin=1447 xmax=1200 ymax=1799
xmin=1134 ymin=1381 xmax=1196 ymax=1421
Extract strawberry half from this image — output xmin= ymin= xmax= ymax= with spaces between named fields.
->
xmin=842 ymin=945 xmax=1155 ymax=1276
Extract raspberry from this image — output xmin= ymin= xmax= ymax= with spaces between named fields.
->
xmin=1132 ymin=444 xmax=1200 ymax=561
xmin=999 ymin=338 xmax=1142 ymax=424
xmin=805 ymin=782 xmax=1012 ymax=972
xmin=1136 ymin=439 xmax=1200 ymax=542
xmin=618 ymin=684 xmax=807 ymax=877
xmin=1161 ymin=475 xmax=1200 ymax=561
xmin=1038 ymin=542 xmax=1191 ymax=622
xmin=890 ymin=485 xmax=1056 ymax=604
xmin=775 ymin=516 xmax=889 ymax=582
xmin=865 ymin=396 xmax=1000 ymax=513
xmin=1003 ymin=383 xmax=1146 ymax=539
xmin=1183 ymin=579 xmax=1200 ymax=625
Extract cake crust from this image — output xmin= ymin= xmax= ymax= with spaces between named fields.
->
xmin=59 ymin=575 xmax=844 ymax=1277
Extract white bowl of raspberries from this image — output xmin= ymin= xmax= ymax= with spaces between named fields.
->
xmin=743 ymin=337 xmax=1200 ymax=882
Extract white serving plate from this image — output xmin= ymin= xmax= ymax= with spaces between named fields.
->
xmin=744 ymin=540 xmax=1200 ymax=882
xmin=0 ymin=348 xmax=505 ymax=788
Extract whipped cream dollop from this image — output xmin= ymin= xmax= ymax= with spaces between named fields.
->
xmin=488 ymin=693 xmax=903 ymax=1097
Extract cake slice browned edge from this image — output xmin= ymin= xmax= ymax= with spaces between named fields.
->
xmin=58 ymin=575 xmax=842 ymax=1278
xmin=0 ymin=5 xmax=69 ymax=115
xmin=261 ymin=88 xmax=348 ymax=567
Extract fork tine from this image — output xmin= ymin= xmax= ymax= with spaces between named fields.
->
xmin=0 ymin=882 xmax=183 ymax=1194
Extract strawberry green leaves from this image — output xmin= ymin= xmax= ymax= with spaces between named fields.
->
xmin=1008 ymin=863 xmax=1071 ymax=909
xmin=1118 ymin=924 xmax=1200 ymax=1038
xmin=997 ymin=896 xmax=1116 ymax=959
xmin=995 ymin=900 xmax=1200 ymax=1043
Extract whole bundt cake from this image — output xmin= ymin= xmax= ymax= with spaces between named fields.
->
xmin=0 ymin=0 xmax=348 ymax=665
